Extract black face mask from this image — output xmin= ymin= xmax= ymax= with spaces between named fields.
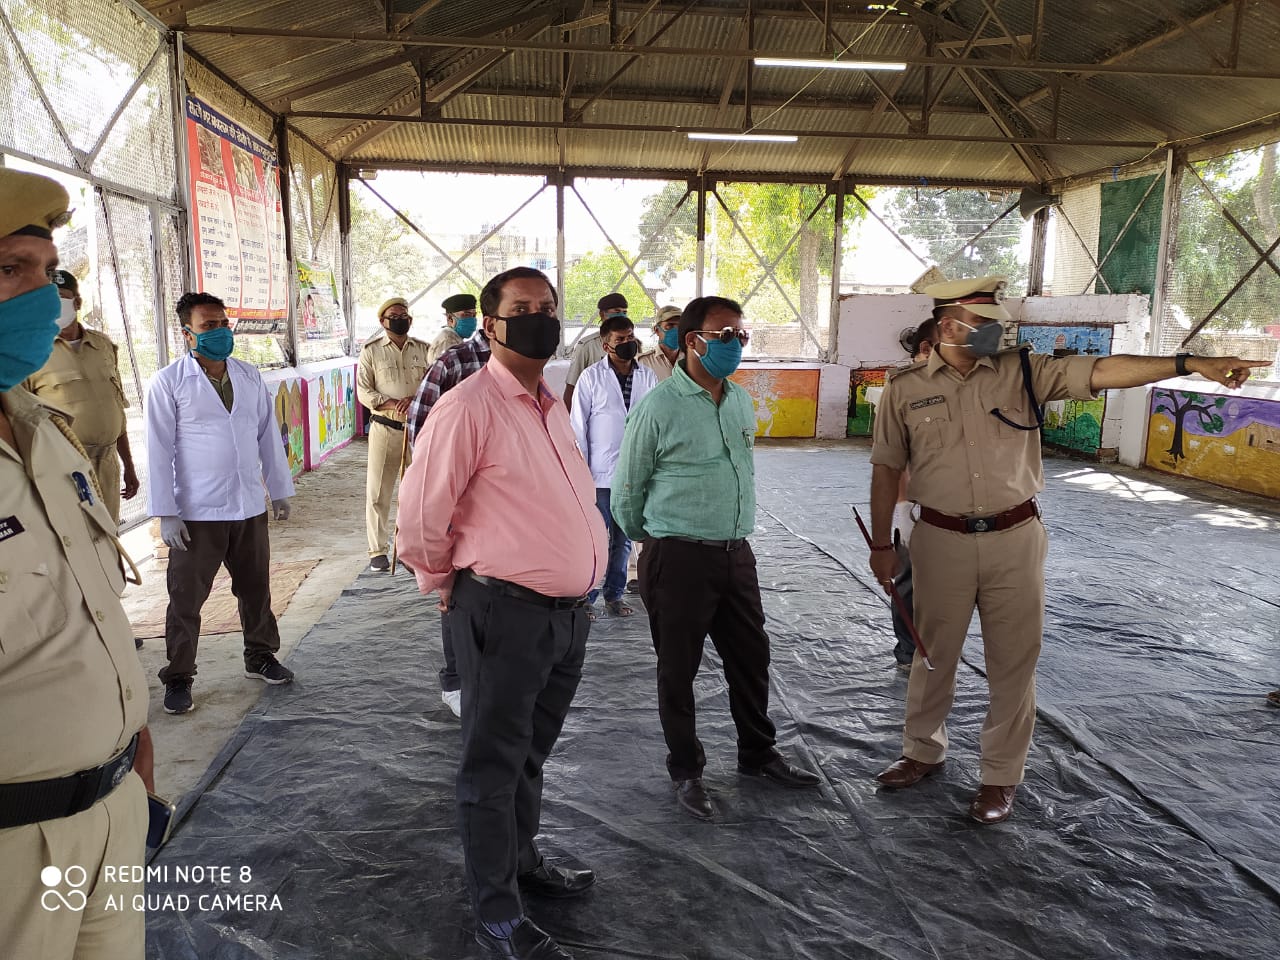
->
xmin=495 ymin=312 xmax=560 ymax=360
xmin=385 ymin=316 xmax=411 ymax=336
xmin=611 ymin=340 xmax=640 ymax=362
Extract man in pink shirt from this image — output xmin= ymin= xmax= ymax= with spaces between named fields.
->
xmin=398 ymin=267 xmax=608 ymax=960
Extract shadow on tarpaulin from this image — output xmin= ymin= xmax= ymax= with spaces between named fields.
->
xmin=146 ymin=443 xmax=1280 ymax=960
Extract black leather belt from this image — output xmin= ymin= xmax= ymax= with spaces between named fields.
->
xmin=458 ymin=569 xmax=589 ymax=610
xmin=0 ymin=734 xmax=139 ymax=830
xmin=369 ymin=414 xmax=404 ymax=430
xmin=667 ymin=536 xmax=747 ymax=551
xmin=919 ymin=498 xmax=1039 ymax=534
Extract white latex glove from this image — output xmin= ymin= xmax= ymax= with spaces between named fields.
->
xmin=891 ymin=500 xmax=916 ymax=548
xmin=271 ymin=498 xmax=291 ymax=521
xmin=160 ymin=516 xmax=190 ymax=551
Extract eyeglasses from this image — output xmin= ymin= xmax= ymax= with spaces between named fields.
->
xmin=696 ymin=327 xmax=750 ymax=346
xmin=383 ymin=313 xmax=411 ymax=322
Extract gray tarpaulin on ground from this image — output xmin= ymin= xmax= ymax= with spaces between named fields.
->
xmin=146 ymin=444 xmax=1280 ymax=959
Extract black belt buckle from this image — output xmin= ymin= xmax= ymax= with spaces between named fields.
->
xmin=965 ymin=515 xmax=996 ymax=533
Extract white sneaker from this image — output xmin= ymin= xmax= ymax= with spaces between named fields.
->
xmin=441 ymin=689 xmax=462 ymax=718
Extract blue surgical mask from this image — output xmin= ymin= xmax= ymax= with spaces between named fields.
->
xmin=695 ymin=334 xmax=743 ymax=380
xmin=661 ymin=326 xmax=680 ymax=352
xmin=453 ymin=313 xmax=477 ymax=338
xmin=0 ymin=284 xmax=61 ymax=391
xmin=186 ymin=325 xmax=235 ymax=361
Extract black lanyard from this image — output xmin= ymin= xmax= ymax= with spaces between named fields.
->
xmin=989 ymin=347 xmax=1044 ymax=432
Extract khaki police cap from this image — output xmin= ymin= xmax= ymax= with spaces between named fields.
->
xmin=922 ymin=275 xmax=1011 ymax=322
xmin=377 ymin=297 xmax=409 ymax=318
xmin=0 ymin=168 xmax=71 ymax=239
xmin=655 ymin=305 xmax=682 ymax=324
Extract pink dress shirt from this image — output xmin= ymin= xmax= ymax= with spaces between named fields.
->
xmin=397 ymin=355 xmax=608 ymax=599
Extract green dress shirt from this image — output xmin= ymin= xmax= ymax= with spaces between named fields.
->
xmin=611 ymin=361 xmax=756 ymax=542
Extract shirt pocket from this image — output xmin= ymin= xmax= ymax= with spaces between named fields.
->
xmin=0 ymin=557 xmax=68 ymax=657
xmin=80 ymin=500 xmax=127 ymax=597
xmin=988 ymin=399 xmax=1035 ymax=440
xmin=905 ymin=402 xmax=951 ymax=452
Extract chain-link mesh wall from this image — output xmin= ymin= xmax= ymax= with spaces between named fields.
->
xmin=0 ymin=0 xmax=181 ymax=531
xmin=1158 ymin=142 xmax=1279 ymax=382
xmin=1049 ymin=184 xmax=1102 ymax=296
xmin=348 ymin=172 xmax=556 ymax=345
xmin=701 ymin=183 xmax=837 ymax=360
xmin=289 ymin=132 xmax=346 ymax=364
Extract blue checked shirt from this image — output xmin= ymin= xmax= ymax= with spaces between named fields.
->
xmin=405 ymin=330 xmax=491 ymax=445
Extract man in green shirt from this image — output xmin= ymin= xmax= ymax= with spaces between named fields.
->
xmin=612 ymin=296 xmax=820 ymax=821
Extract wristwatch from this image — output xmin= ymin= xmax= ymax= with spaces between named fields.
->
xmin=1175 ymin=353 xmax=1192 ymax=376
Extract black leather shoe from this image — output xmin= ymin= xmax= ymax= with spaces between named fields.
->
xmin=738 ymin=756 xmax=821 ymax=788
xmin=674 ymin=778 xmax=714 ymax=820
xmin=517 ymin=859 xmax=595 ymax=899
xmin=475 ymin=919 xmax=573 ymax=959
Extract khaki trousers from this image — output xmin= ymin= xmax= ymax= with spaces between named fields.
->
xmin=0 ymin=772 xmax=146 ymax=960
xmin=84 ymin=445 xmax=121 ymax=526
xmin=902 ymin=515 xmax=1047 ymax=785
xmin=365 ymin=420 xmax=410 ymax=557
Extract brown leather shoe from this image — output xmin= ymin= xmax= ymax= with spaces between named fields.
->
xmin=968 ymin=784 xmax=1017 ymax=824
xmin=875 ymin=756 xmax=944 ymax=789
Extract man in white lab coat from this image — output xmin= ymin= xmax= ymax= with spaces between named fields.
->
xmin=570 ymin=314 xmax=656 ymax=617
xmin=145 ymin=292 xmax=296 ymax=716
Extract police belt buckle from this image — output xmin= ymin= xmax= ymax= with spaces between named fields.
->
xmin=965 ymin=516 xmax=994 ymax=533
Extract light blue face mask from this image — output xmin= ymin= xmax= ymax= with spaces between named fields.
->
xmin=695 ymin=334 xmax=743 ymax=379
xmin=453 ymin=313 xmax=477 ymax=338
xmin=0 ymin=284 xmax=61 ymax=391
xmin=185 ymin=324 xmax=235 ymax=361
xmin=661 ymin=326 xmax=680 ymax=352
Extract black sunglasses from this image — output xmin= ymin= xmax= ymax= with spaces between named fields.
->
xmin=696 ymin=327 xmax=750 ymax=346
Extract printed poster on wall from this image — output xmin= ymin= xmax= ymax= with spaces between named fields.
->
xmin=185 ymin=95 xmax=288 ymax=334
xmin=296 ymin=259 xmax=346 ymax=341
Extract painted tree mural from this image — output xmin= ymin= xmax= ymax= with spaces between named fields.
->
xmin=1153 ymin=389 xmax=1227 ymax=461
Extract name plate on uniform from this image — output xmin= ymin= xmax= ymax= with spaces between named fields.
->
xmin=909 ymin=396 xmax=945 ymax=410
xmin=0 ymin=515 xmax=25 ymax=543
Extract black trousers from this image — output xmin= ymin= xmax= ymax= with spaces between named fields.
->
xmin=439 ymin=611 xmax=460 ymax=692
xmin=638 ymin=538 xmax=777 ymax=782
xmin=160 ymin=512 xmax=280 ymax=683
xmin=450 ymin=574 xmax=589 ymax=924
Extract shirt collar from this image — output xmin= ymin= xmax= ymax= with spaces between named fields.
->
xmin=486 ymin=352 xmax=553 ymax=408
xmin=926 ymin=347 xmax=995 ymax=376
xmin=670 ymin=360 xmax=734 ymax=400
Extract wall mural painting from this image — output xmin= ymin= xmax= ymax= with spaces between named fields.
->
xmin=847 ymin=368 xmax=887 ymax=437
xmin=1146 ymin=388 xmax=1280 ymax=498
xmin=729 ymin=369 xmax=820 ymax=438
xmin=1017 ymin=325 xmax=1112 ymax=357
xmin=307 ymin=363 xmax=358 ymax=467
xmin=1019 ymin=325 xmax=1113 ymax=455
xmin=271 ymin=378 xmax=306 ymax=477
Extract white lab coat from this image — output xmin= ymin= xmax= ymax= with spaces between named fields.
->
xmin=570 ymin=357 xmax=657 ymax=487
xmin=145 ymin=353 xmax=295 ymax=521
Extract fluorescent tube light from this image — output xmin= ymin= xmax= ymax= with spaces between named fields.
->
xmin=687 ymin=132 xmax=798 ymax=143
xmin=754 ymin=57 xmax=907 ymax=71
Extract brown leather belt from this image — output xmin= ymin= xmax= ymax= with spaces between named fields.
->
xmin=919 ymin=498 xmax=1038 ymax=534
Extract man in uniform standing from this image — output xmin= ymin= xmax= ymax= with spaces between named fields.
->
xmin=612 ymin=296 xmax=821 ymax=821
xmin=23 ymin=269 xmax=139 ymax=524
xmin=146 ymin=292 xmax=296 ymax=715
xmin=357 ymin=297 xmax=432 ymax=571
xmin=399 ymin=266 xmax=607 ymax=960
xmin=868 ymin=276 xmax=1266 ymax=824
xmin=562 ymin=292 xmax=627 ymax=409
xmin=0 ymin=167 xmax=154 ymax=960
xmin=429 ymin=293 xmax=478 ymax=363
xmin=637 ymin=304 xmax=681 ymax=383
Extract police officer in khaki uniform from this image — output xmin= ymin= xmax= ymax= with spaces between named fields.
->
xmin=0 ymin=168 xmax=154 ymax=959
xmin=868 ymin=276 xmax=1266 ymax=824
xmin=23 ymin=270 xmax=138 ymax=524
xmin=429 ymin=293 xmax=477 ymax=364
xmin=357 ymin=296 xmax=432 ymax=571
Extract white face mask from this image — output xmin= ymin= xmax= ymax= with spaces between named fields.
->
xmin=57 ymin=298 xmax=77 ymax=329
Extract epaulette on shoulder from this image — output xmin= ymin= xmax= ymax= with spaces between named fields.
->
xmin=885 ymin=360 xmax=926 ymax=382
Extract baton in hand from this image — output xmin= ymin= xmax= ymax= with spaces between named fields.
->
xmin=851 ymin=506 xmax=934 ymax=671
xmin=390 ymin=422 xmax=411 ymax=575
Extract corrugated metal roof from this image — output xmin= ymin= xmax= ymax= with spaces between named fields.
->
xmin=145 ymin=0 xmax=1280 ymax=186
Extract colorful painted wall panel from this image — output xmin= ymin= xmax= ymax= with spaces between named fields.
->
xmin=265 ymin=376 xmax=305 ymax=477
xmin=1042 ymin=397 xmax=1105 ymax=454
xmin=304 ymin=361 xmax=358 ymax=468
xmin=847 ymin=368 xmax=887 ymax=436
xmin=1146 ymin=388 xmax=1280 ymax=498
xmin=729 ymin=368 xmax=820 ymax=437
xmin=1017 ymin=325 xmax=1112 ymax=357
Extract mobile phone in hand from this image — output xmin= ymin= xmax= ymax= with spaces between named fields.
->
xmin=147 ymin=793 xmax=177 ymax=849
